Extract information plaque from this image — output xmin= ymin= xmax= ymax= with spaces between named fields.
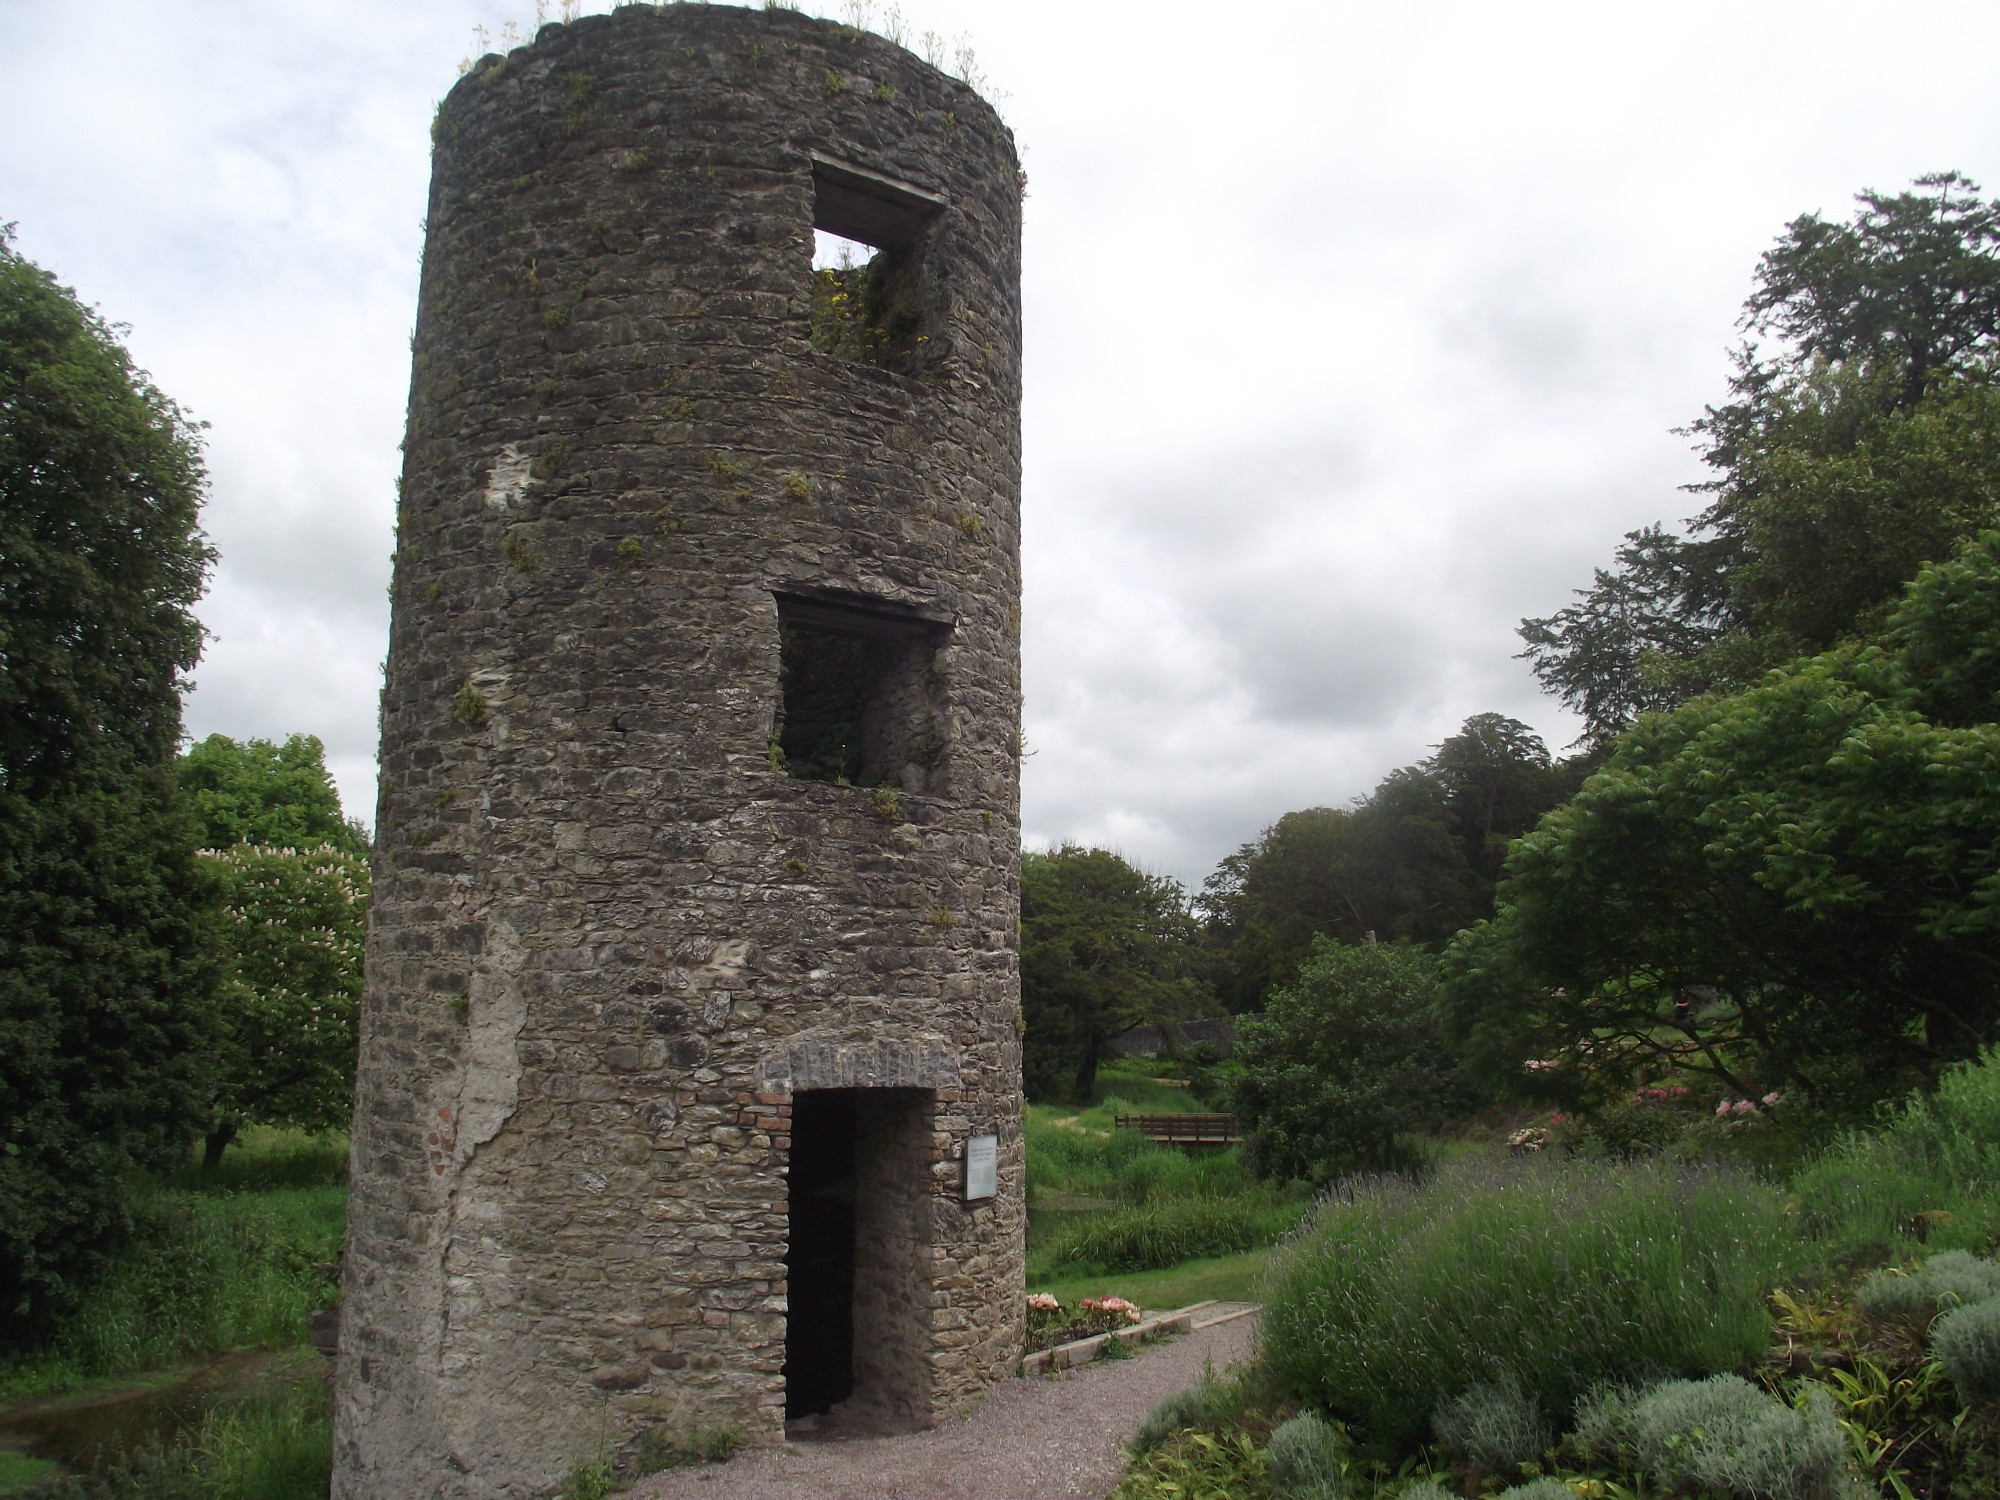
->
xmin=964 ymin=1133 xmax=998 ymax=1202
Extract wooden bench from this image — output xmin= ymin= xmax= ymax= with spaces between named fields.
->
xmin=1114 ymin=1112 xmax=1241 ymax=1146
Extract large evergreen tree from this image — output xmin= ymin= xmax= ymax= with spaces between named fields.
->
xmin=0 ymin=230 xmax=217 ymax=1331
xmin=1522 ymin=174 xmax=2000 ymax=745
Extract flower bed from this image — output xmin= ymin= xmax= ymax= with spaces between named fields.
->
xmin=1026 ymin=1293 xmax=1142 ymax=1353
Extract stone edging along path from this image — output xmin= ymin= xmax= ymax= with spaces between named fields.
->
xmin=630 ymin=1305 xmax=1262 ymax=1500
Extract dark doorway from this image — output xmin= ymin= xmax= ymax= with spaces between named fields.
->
xmin=785 ymin=1090 xmax=857 ymax=1419
xmin=783 ymin=1087 xmax=934 ymax=1429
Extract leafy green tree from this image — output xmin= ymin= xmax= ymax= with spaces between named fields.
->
xmin=177 ymin=733 xmax=369 ymax=1165
xmin=1020 ymin=846 xmax=1209 ymax=1102
xmin=1232 ymin=940 xmax=1470 ymax=1181
xmin=1424 ymin=712 xmax=1570 ymax=887
xmin=178 ymin=732 xmax=368 ymax=856
xmin=1447 ymin=532 xmax=2000 ymax=1117
xmin=0 ymin=229 xmax=217 ymax=1331
xmin=197 ymin=843 xmax=367 ymax=1168
xmin=1523 ymin=174 xmax=2000 ymax=745
xmin=1199 ymin=716 xmax=1573 ymax=1010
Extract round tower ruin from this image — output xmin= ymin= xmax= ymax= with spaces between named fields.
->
xmin=332 ymin=8 xmax=1024 ymax=1494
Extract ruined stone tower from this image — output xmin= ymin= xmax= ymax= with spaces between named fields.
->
xmin=332 ymin=8 xmax=1023 ymax=1494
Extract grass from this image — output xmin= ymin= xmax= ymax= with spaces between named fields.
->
xmin=1025 ymin=1062 xmax=1309 ymax=1288
xmin=1029 ymin=1247 xmax=1272 ymax=1309
xmin=1032 ymin=1196 xmax=1305 ymax=1278
xmin=0 ymin=1131 xmax=345 ymax=1405
xmin=25 ymin=1373 xmax=333 ymax=1500
xmin=0 ymin=1451 xmax=63 ymax=1493
xmin=1792 ymin=1043 xmax=2000 ymax=1263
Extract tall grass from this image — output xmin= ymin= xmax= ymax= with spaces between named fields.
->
xmin=1261 ymin=1153 xmax=1796 ymax=1453
xmin=0 ymin=1133 xmax=345 ymax=1402
xmin=1025 ymin=1097 xmax=1307 ymax=1281
xmin=1034 ymin=1196 xmax=1306 ymax=1276
xmin=1026 ymin=1111 xmax=1255 ymax=1204
xmin=40 ymin=1374 xmax=332 ymax=1500
xmin=1792 ymin=1044 xmax=2000 ymax=1260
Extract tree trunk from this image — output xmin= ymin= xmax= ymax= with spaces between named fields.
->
xmin=1072 ymin=1033 xmax=1102 ymax=1104
xmin=203 ymin=1120 xmax=238 ymax=1172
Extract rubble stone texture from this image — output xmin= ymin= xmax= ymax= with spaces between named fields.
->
xmin=330 ymin=8 xmax=1024 ymax=1495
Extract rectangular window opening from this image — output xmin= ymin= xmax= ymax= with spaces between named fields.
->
xmin=774 ymin=590 xmax=951 ymax=795
xmin=808 ymin=155 xmax=944 ymax=372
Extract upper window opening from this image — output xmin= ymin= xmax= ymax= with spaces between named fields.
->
xmin=813 ymin=229 xmax=878 ymax=272
xmin=774 ymin=590 xmax=952 ymax=795
xmin=809 ymin=155 xmax=944 ymax=373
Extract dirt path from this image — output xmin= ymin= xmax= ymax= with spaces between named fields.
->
xmin=631 ymin=1311 xmax=1259 ymax=1500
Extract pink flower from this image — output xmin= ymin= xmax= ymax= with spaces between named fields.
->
xmin=1026 ymin=1292 xmax=1059 ymax=1312
xmin=1762 ymin=1091 xmax=1783 ymax=1107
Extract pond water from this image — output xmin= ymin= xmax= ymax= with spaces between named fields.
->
xmin=0 ymin=1349 xmax=308 ymax=1477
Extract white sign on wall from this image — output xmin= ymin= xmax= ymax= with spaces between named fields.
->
xmin=964 ymin=1133 xmax=997 ymax=1202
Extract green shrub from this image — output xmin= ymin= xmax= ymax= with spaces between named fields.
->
xmin=1933 ymin=1296 xmax=2000 ymax=1401
xmin=1626 ymin=1375 xmax=1857 ymax=1500
xmin=1131 ymin=1377 xmax=1245 ymax=1455
xmin=1793 ymin=1047 xmax=2000 ymax=1259
xmin=1569 ymin=1383 xmax=1641 ymax=1463
xmin=1112 ymin=1426 xmax=1275 ymax=1499
xmin=1493 ymin=1482 xmax=1579 ymax=1500
xmin=1266 ymin=1410 xmax=1346 ymax=1495
xmin=1431 ymin=1373 xmax=1549 ymax=1473
xmin=1855 ymin=1250 xmax=2000 ymax=1337
xmin=1261 ymin=1154 xmax=1793 ymax=1453
xmin=1397 ymin=1484 xmax=1457 ymax=1500
xmin=1233 ymin=940 xmax=1471 ymax=1182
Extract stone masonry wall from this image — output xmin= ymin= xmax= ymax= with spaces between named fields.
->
xmin=331 ymin=8 xmax=1023 ymax=1496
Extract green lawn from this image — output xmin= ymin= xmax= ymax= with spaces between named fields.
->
xmin=1028 ymin=1247 xmax=1275 ymax=1310
xmin=0 ymin=1450 xmax=63 ymax=1495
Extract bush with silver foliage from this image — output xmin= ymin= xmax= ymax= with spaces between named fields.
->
xmin=1431 ymin=1373 xmax=1551 ymax=1473
xmin=1265 ymin=1410 xmax=1346 ymax=1496
xmin=1627 ymin=1374 xmax=1860 ymax=1500
xmin=1932 ymin=1295 xmax=2000 ymax=1401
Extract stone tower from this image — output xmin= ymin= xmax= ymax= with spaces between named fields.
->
xmin=331 ymin=8 xmax=1024 ymax=1495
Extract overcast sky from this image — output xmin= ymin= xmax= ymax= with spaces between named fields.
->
xmin=6 ymin=1 xmax=1999 ymax=890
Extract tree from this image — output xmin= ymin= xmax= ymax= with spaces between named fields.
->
xmin=178 ymin=732 xmax=368 ymax=856
xmin=1424 ymin=712 xmax=1569 ymax=888
xmin=1523 ymin=174 xmax=2000 ymax=745
xmin=1446 ymin=532 xmax=2000 ymax=1117
xmin=1231 ymin=940 xmax=1471 ymax=1181
xmin=176 ymin=732 xmax=369 ymax=1165
xmin=1198 ymin=716 xmax=1574 ymax=1010
xmin=0 ymin=230 xmax=216 ymax=1331
xmin=1020 ymin=846 xmax=1209 ymax=1102
xmin=198 ymin=843 xmax=367 ymax=1167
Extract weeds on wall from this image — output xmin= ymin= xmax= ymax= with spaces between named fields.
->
xmin=809 ymin=250 xmax=923 ymax=372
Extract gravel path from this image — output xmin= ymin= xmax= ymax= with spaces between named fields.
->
xmin=630 ymin=1311 xmax=1259 ymax=1500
